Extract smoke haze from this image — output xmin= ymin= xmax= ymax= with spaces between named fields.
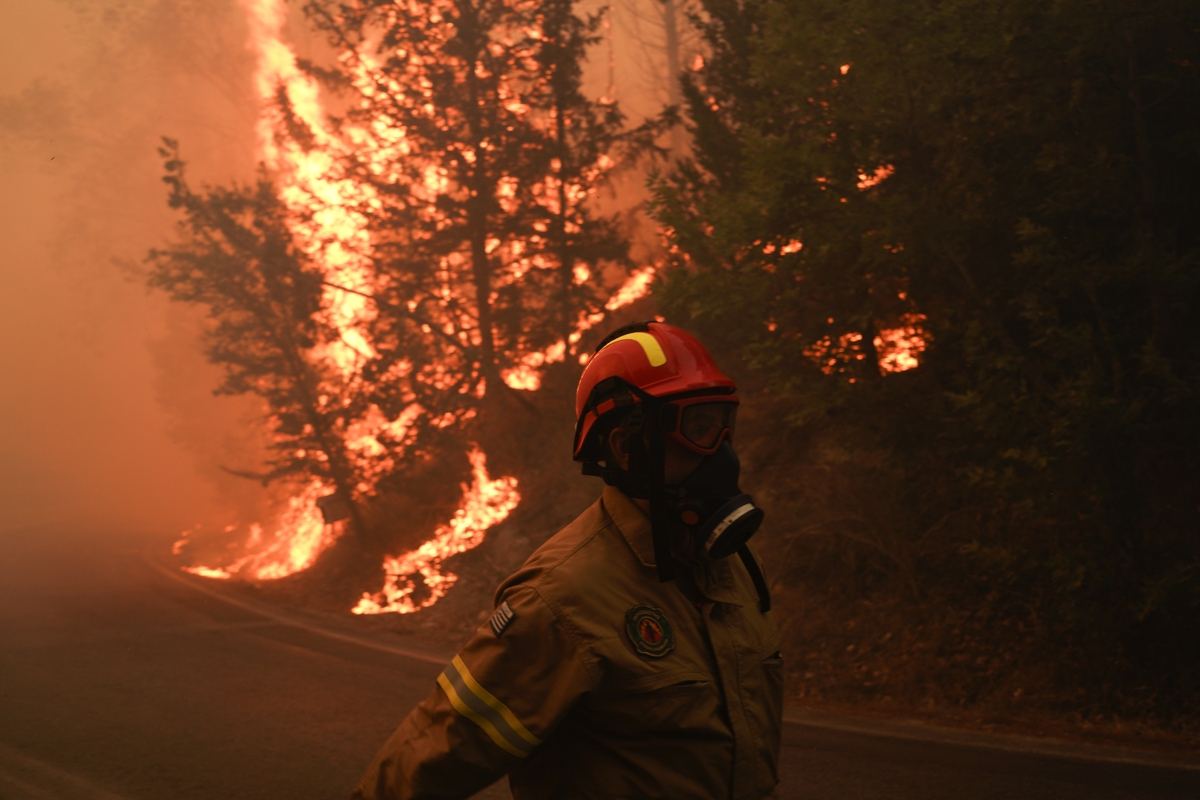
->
xmin=0 ymin=0 xmax=682 ymax=541
xmin=0 ymin=0 xmax=268 ymax=538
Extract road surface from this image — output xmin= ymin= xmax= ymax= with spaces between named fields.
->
xmin=2 ymin=524 xmax=1197 ymax=799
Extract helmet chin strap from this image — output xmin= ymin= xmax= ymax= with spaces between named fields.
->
xmin=643 ymin=419 xmax=675 ymax=583
xmin=592 ymin=396 xmax=676 ymax=582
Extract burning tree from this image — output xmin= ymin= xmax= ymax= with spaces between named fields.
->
xmin=304 ymin=0 xmax=638 ymax=400
xmin=289 ymin=0 xmax=660 ymax=612
xmin=151 ymin=0 xmax=661 ymax=595
xmin=148 ymin=141 xmax=367 ymax=540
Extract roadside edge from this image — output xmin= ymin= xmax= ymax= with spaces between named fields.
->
xmin=146 ymin=543 xmax=1200 ymax=772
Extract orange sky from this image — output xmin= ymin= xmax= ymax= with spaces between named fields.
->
xmin=0 ymin=1 xmax=266 ymax=537
xmin=0 ymin=0 xmax=682 ymax=541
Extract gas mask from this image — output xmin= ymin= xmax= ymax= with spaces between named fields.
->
xmin=572 ymin=322 xmax=772 ymax=609
xmin=667 ymin=441 xmax=764 ymax=560
xmin=607 ymin=397 xmax=764 ymax=577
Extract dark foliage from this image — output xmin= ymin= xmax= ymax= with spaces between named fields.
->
xmin=651 ymin=0 xmax=1200 ymax=721
xmin=303 ymin=0 xmax=639 ymax=404
xmin=147 ymin=140 xmax=366 ymax=527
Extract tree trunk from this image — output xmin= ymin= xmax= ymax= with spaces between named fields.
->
xmin=554 ymin=97 xmax=574 ymax=342
xmin=461 ymin=5 xmax=498 ymax=387
xmin=661 ymin=0 xmax=684 ymax=154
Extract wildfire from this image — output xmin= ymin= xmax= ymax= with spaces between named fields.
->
xmin=178 ymin=480 xmax=339 ymax=581
xmin=245 ymin=0 xmax=379 ymax=379
xmin=875 ymin=314 xmax=928 ymax=372
xmin=180 ymin=0 xmax=659 ymax=607
xmin=605 ymin=264 xmax=657 ymax=311
xmin=803 ymin=312 xmax=928 ymax=375
xmin=857 ymin=164 xmax=895 ymax=190
xmin=181 ymin=0 xmax=399 ymax=582
xmin=500 ymin=265 xmax=657 ymax=391
xmin=353 ymin=447 xmax=520 ymax=615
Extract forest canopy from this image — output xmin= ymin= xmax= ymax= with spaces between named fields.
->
xmin=149 ymin=0 xmax=1200 ymax=726
xmin=651 ymin=0 xmax=1200 ymax=720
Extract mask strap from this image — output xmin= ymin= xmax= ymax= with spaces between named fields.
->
xmin=737 ymin=545 xmax=771 ymax=612
xmin=625 ymin=397 xmax=674 ymax=582
xmin=646 ymin=417 xmax=674 ymax=582
xmin=589 ymin=385 xmax=675 ymax=582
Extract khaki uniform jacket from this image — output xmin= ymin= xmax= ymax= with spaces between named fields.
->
xmin=352 ymin=485 xmax=783 ymax=800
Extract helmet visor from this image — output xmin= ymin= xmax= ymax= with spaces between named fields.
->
xmin=678 ymin=401 xmax=738 ymax=452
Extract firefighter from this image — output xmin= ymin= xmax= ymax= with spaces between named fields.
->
xmin=352 ymin=321 xmax=782 ymax=800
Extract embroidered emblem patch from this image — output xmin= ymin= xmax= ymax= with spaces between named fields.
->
xmin=489 ymin=601 xmax=515 ymax=637
xmin=625 ymin=605 xmax=675 ymax=658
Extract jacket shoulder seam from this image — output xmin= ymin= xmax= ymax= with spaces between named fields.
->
xmin=527 ymin=583 xmax=602 ymax=684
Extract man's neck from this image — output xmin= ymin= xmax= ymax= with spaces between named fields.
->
xmin=624 ymin=494 xmax=703 ymax=562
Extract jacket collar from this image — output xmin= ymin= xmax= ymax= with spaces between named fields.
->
xmin=602 ymin=485 xmax=655 ymax=567
xmin=601 ymin=485 xmax=745 ymax=607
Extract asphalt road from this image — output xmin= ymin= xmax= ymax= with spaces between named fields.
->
xmin=2 ymin=524 xmax=1197 ymax=800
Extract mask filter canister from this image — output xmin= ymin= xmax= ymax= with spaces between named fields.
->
xmin=670 ymin=442 xmax=764 ymax=558
xmin=700 ymin=494 xmax=763 ymax=558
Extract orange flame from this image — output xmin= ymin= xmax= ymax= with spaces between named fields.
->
xmin=856 ymin=164 xmax=895 ymax=190
xmin=180 ymin=480 xmax=341 ymax=581
xmin=183 ymin=0 xmax=400 ymax=582
xmin=500 ymin=265 xmax=657 ymax=391
xmin=244 ymin=0 xmax=379 ymax=379
xmin=352 ymin=447 xmax=520 ymax=614
xmin=185 ymin=1 xmax=652 ymax=599
xmin=605 ymin=264 xmax=657 ymax=311
xmin=804 ymin=313 xmax=928 ymax=376
xmin=875 ymin=314 xmax=928 ymax=373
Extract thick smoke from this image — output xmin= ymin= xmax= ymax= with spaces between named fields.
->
xmin=0 ymin=1 xmax=266 ymax=538
xmin=0 ymin=0 xmax=685 ymax=543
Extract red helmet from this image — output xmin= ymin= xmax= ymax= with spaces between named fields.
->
xmin=573 ymin=321 xmax=738 ymax=463
xmin=573 ymin=322 xmax=767 ymax=601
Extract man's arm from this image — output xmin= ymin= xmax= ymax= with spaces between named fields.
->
xmin=351 ymin=584 xmax=592 ymax=800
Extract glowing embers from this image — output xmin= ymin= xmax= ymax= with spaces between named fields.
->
xmin=353 ymin=447 xmax=519 ymax=615
xmin=176 ymin=480 xmax=345 ymax=581
xmin=499 ymin=265 xmax=659 ymax=390
xmin=856 ymin=164 xmax=895 ymax=190
xmin=875 ymin=314 xmax=928 ymax=373
xmin=805 ymin=331 xmax=869 ymax=375
xmin=501 ymin=341 xmax=565 ymax=391
xmin=804 ymin=313 xmax=929 ymax=376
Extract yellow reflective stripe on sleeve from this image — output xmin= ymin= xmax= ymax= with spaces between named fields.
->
xmin=607 ymin=332 xmax=667 ymax=367
xmin=436 ymin=656 xmax=542 ymax=758
xmin=451 ymin=656 xmax=542 ymax=747
xmin=436 ymin=672 xmax=528 ymax=758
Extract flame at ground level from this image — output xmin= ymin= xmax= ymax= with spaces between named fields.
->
xmin=353 ymin=447 xmax=519 ymax=615
xmin=177 ymin=480 xmax=343 ymax=581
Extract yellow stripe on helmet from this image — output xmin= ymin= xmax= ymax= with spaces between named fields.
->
xmin=605 ymin=331 xmax=667 ymax=367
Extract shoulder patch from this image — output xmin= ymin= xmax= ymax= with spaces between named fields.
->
xmin=625 ymin=605 xmax=675 ymax=658
xmin=489 ymin=600 xmax=515 ymax=637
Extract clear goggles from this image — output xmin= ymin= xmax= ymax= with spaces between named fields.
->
xmin=661 ymin=399 xmax=738 ymax=455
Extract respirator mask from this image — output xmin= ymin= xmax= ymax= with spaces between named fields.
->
xmin=628 ymin=398 xmax=758 ymax=566
xmin=573 ymin=322 xmax=772 ymax=609
xmin=667 ymin=440 xmax=763 ymax=559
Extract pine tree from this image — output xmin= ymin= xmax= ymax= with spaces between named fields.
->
xmin=303 ymin=0 xmax=637 ymax=404
xmin=651 ymin=0 xmax=1200 ymax=718
xmin=147 ymin=140 xmax=367 ymax=533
